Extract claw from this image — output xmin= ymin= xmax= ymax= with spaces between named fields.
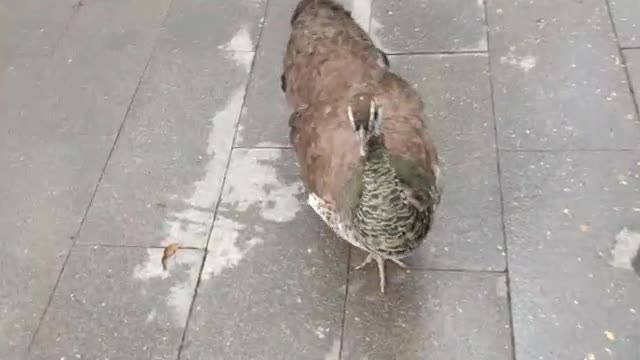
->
xmin=355 ymin=252 xmax=409 ymax=293
xmin=390 ymin=258 xmax=408 ymax=269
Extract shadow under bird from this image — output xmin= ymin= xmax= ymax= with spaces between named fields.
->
xmin=281 ymin=0 xmax=442 ymax=293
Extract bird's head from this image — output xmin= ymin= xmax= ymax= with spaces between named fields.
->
xmin=347 ymin=92 xmax=383 ymax=157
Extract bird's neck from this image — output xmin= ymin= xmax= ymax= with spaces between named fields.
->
xmin=361 ymin=136 xmax=401 ymax=197
xmin=354 ymin=137 xmax=417 ymax=236
xmin=352 ymin=137 xmax=432 ymax=255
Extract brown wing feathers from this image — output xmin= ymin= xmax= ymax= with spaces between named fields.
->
xmin=284 ymin=0 xmax=437 ymax=204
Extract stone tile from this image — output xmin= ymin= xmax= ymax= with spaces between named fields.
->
xmin=235 ymin=0 xmax=298 ymax=148
xmin=29 ymin=246 xmax=203 ymax=360
xmin=501 ymin=151 xmax=640 ymax=360
xmin=385 ymin=54 xmax=505 ymax=271
xmin=342 ymin=269 xmax=512 ymax=359
xmin=610 ymin=0 xmax=640 ymax=48
xmin=161 ymin=0 xmax=266 ymax=52
xmin=625 ymin=49 xmax=640 ymax=105
xmin=488 ymin=0 xmax=640 ymax=150
xmin=371 ymin=0 xmax=487 ymax=53
xmin=0 ymin=1 xmax=169 ymax=357
xmin=78 ymin=39 xmax=257 ymax=247
xmin=5 ymin=0 xmax=171 ymax=144
xmin=181 ymin=149 xmax=349 ymax=359
xmin=0 ymin=0 xmax=77 ymax=62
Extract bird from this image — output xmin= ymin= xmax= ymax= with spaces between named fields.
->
xmin=282 ymin=0 xmax=441 ymax=293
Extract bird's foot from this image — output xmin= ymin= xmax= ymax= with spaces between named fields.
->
xmin=354 ymin=253 xmax=388 ymax=293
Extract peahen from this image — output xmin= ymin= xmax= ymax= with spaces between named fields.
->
xmin=282 ymin=0 xmax=442 ymax=293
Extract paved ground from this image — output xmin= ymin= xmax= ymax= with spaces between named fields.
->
xmin=2 ymin=0 xmax=640 ymax=359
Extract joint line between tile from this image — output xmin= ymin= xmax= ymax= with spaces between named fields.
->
xmin=604 ymin=0 xmax=640 ymax=129
xmin=500 ymin=148 xmax=637 ymax=153
xmin=483 ymin=0 xmax=518 ymax=359
xmin=387 ymin=49 xmax=488 ymax=56
xmin=338 ymin=247 xmax=352 ymax=360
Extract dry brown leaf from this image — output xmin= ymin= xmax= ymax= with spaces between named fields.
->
xmin=579 ymin=223 xmax=591 ymax=232
xmin=161 ymin=243 xmax=180 ymax=271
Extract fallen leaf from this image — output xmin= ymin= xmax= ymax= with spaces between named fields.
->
xmin=604 ymin=330 xmax=615 ymax=341
xmin=161 ymin=243 xmax=180 ymax=271
xmin=579 ymin=223 xmax=591 ymax=232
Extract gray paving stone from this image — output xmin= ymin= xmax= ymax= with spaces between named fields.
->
xmin=0 ymin=0 xmax=77 ymax=62
xmin=0 ymin=138 xmax=75 ymax=360
xmin=610 ymin=0 xmax=640 ymax=48
xmin=29 ymin=246 xmax=203 ymax=360
xmin=342 ymin=269 xmax=512 ymax=359
xmin=161 ymin=0 xmax=266 ymax=52
xmin=181 ymin=149 xmax=349 ymax=360
xmin=0 ymin=1 xmax=169 ymax=357
xmin=371 ymin=0 xmax=487 ymax=53
xmin=78 ymin=20 xmax=261 ymax=247
xmin=5 ymin=0 xmax=171 ymax=144
xmin=501 ymin=151 xmax=640 ymax=360
xmin=625 ymin=49 xmax=640 ymax=106
xmin=488 ymin=0 xmax=640 ymax=150
xmin=235 ymin=0 xmax=298 ymax=148
xmin=386 ymin=54 xmax=505 ymax=271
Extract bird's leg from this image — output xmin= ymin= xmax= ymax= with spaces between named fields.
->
xmin=355 ymin=253 xmax=374 ymax=270
xmin=374 ymin=254 xmax=386 ymax=293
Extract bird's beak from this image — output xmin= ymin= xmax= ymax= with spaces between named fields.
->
xmin=357 ymin=128 xmax=366 ymax=157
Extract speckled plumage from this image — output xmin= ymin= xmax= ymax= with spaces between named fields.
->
xmin=284 ymin=0 xmax=441 ymax=292
xmin=354 ymin=140 xmax=435 ymax=258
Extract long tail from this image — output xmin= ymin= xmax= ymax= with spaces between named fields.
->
xmin=290 ymin=0 xmax=351 ymax=26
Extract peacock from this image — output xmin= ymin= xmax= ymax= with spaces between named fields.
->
xmin=282 ymin=0 xmax=442 ymax=293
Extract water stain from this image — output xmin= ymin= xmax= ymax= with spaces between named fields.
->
xmin=133 ymin=248 xmax=202 ymax=325
xmin=202 ymin=216 xmax=264 ymax=280
xmin=132 ymin=23 xmax=256 ymax=324
xmin=161 ymin=46 xmax=252 ymax=247
xmin=222 ymin=150 xmax=304 ymax=223
xmin=611 ymin=227 xmax=640 ymax=276
xmin=500 ymin=52 xmax=537 ymax=72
